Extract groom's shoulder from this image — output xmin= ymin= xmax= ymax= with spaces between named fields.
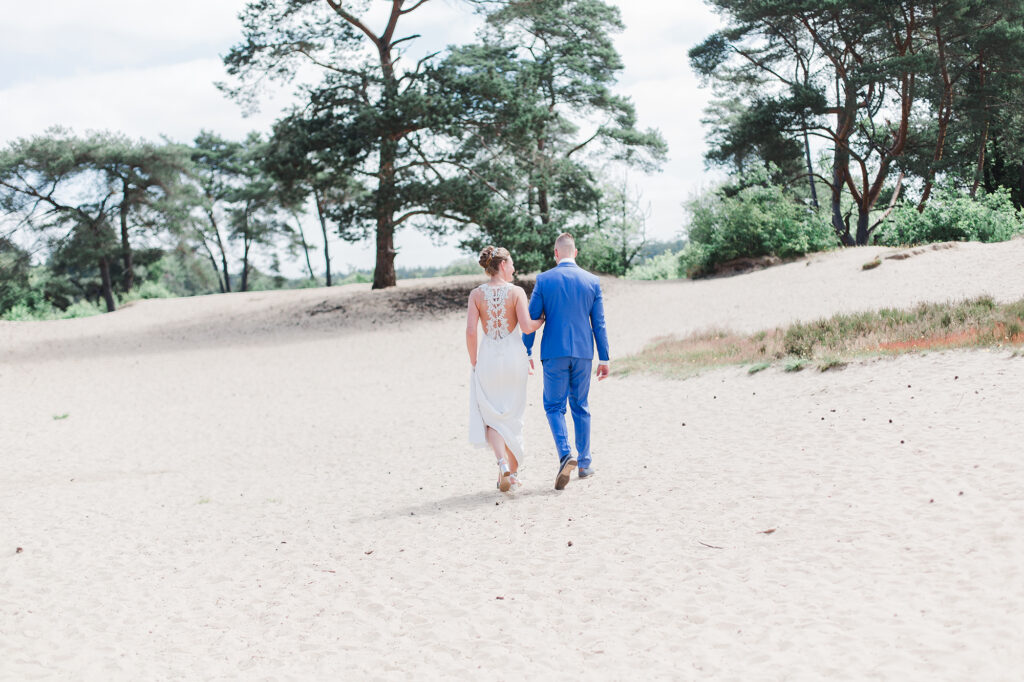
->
xmin=536 ymin=266 xmax=559 ymax=281
xmin=576 ymin=267 xmax=600 ymax=285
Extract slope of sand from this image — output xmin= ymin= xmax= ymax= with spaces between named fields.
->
xmin=2 ymin=240 xmax=1024 ymax=680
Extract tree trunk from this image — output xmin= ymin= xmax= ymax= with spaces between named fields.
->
xmin=314 ymin=189 xmax=332 ymax=286
xmin=970 ymin=51 xmax=988 ymax=199
xmin=855 ymin=205 xmax=872 ymax=246
xmin=119 ymin=180 xmax=134 ymax=291
xmin=98 ymin=255 xmax=117 ymax=312
xmin=1018 ymin=161 xmax=1024 ymax=211
xmin=803 ymin=128 xmax=819 ymax=209
xmin=371 ymin=29 xmax=401 ymax=290
xmin=207 ymin=252 xmax=226 ymax=293
xmin=196 ymin=231 xmax=226 ymax=292
xmin=241 ymin=207 xmax=252 ymax=292
xmin=206 ymin=209 xmax=231 ymax=292
xmin=372 ymin=135 xmax=398 ymax=289
xmin=293 ymin=211 xmax=315 ymax=281
xmin=919 ymin=19 xmax=953 ymax=212
xmin=241 ymin=237 xmax=251 ymax=292
xmin=536 ymin=137 xmax=550 ymax=225
xmin=831 ymin=152 xmax=854 ymax=246
xmin=971 ymin=120 xmax=990 ymax=199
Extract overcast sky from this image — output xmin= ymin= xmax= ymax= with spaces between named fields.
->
xmin=0 ymin=0 xmax=723 ymax=273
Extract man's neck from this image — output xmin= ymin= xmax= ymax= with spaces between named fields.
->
xmin=557 ymin=256 xmax=576 ymax=265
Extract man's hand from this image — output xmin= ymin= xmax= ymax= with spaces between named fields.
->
xmin=596 ymin=363 xmax=610 ymax=381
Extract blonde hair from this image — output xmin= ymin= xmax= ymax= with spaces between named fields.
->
xmin=478 ymin=245 xmax=511 ymax=276
xmin=555 ymin=232 xmax=575 ymax=252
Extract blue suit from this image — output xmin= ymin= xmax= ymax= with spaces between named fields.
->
xmin=522 ymin=261 xmax=610 ymax=468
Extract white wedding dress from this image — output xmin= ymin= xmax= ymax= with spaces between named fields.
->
xmin=468 ymin=283 xmax=529 ymax=461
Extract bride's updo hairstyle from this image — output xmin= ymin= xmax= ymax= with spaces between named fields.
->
xmin=478 ymin=245 xmax=511 ymax=276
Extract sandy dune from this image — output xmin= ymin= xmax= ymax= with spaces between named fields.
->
xmin=2 ymin=240 xmax=1024 ymax=680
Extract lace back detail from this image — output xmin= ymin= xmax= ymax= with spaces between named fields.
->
xmin=480 ymin=283 xmax=512 ymax=340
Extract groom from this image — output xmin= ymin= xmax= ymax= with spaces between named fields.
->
xmin=523 ymin=233 xmax=611 ymax=490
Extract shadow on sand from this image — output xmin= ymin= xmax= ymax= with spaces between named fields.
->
xmin=351 ymin=485 xmax=564 ymax=523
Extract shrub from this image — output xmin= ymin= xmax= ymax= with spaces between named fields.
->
xmin=625 ymin=250 xmax=682 ymax=280
xmin=876 ymin=187 xmax=1024 ymax=246
xmin=120 ymin=280 xmax=175 ymax=303
xmin=61 ymin=300 xmax=104 ymax=319
xmin=439 ymin=258 xmax=481 ymax=277
xmin=337 ymin=271 xmax=373 ymax=285
xmin=1 ymin=298 xmax=103 ymax=321
xmin=1 ymin=303 xmax=47 ymax=321
xmin=680 ymin=179 xmax=836 ymax=277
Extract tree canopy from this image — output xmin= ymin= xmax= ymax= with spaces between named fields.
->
xmin=691 ymin=0 xmax=1024 ymax=245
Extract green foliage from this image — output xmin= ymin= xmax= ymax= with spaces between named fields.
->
xmin=680 ymin=173 xmax=836 ymax=277
xmin=62 ymin=300 xmax=106 ymax=318
xmin=692 ymin=0 xmax=1024 ymax=246
xmin=876 ymin=188 xmax=1024 ymax=246
xmin=335 ymin=271 xmax=373 ymax=286
xmin=223 ymin=0 xmax=462 ymax=288
xmin=0 ymin=237 xmax=33 ymax=313
xmin=577 ymin=176 xmax=650 ymax=276
xmin=0 ymin=129 xmax=193 ymax=312
xmin=1 ymin=297 xmax=104 ymax=321
xmin=120 ymin=280 xmax=175 ymax=303
xmin=783 ymin=358 xmax=806 ymax=372
xmin=817 ymin=357 xmax=847 ymax=372
xmin=437 ymin=259 xmax=483 ymax=277
xmin=747 ymin=362 xmax=771 ymax=375
xmin=146 ymin=248 xmax=222 ymax=298
xmin=445 ymin=0 xmax=666 ymax=271
xmin=625 ymin=250 xmax=682 ymax=280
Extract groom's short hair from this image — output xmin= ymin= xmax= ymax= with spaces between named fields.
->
xmin=555 ymin=233 xmax=575 ymax=252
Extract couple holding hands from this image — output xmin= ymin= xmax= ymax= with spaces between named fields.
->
xmin=466 ymin=233 xmax=611 ymax=492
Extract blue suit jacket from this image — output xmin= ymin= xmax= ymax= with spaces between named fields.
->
xmin=522 ymin=261 xmax=610 ymax=362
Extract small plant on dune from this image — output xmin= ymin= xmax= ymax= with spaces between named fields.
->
xmin=783 ymin=358 xmax=806 ymax=372
xmin=817 ymin=357 xmax=847 ymax=372
xmin=747 ymin=362 xmax=771 ymax=375
xmin=782 ymin=325 xmax=817 ymax=358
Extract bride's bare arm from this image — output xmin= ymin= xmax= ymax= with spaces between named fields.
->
xmin=515 ymin=287 xmax=543 ymax=333
xmin=466 ymin=290 xmax=480 ymax=367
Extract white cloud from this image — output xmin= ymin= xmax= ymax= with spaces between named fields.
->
xmin=0 ymin=59 xmax=281 ymax=143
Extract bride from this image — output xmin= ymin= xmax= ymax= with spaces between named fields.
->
xmin=466 ymin=246 xmax=543 ymax=492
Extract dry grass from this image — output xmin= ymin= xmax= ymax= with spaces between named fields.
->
xmin=620 ymin=296 xmax=1024 ymax=379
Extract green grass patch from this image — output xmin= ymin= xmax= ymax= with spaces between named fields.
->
xmin=783 ymin=359 xmax=806 ymax=372
xmin=817 ymin=357 xmax=848 ymax=372
xmin=619 ymin=296 xmax=1024 ymax=379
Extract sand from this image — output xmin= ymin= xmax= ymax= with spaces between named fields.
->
xmin=2 ymin=240 xmax=1023 ymax=680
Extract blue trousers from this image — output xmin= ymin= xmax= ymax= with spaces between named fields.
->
xmin=541 ymin=357 xmax=593 ymax=468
